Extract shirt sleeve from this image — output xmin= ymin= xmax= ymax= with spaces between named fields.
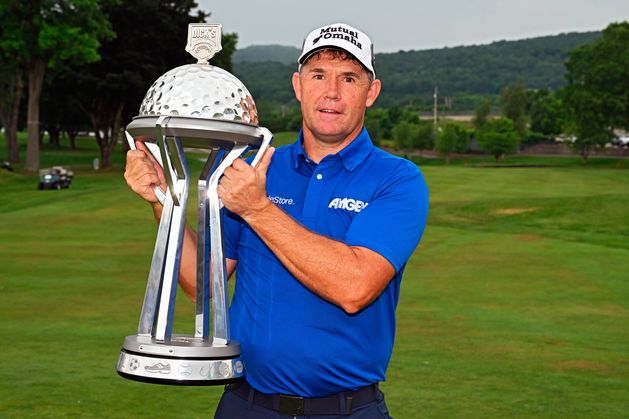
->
xmin=222 ymin=208 xmax=243 ymax=260
xmin=344 ymin=162 xmax=429 ymax=273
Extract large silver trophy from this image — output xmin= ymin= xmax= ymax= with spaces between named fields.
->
xmin=116 ymin=23 xmax=271 ymax=385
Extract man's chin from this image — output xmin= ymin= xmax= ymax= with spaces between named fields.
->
xmin=311 ymin=122 xmax=346 ymax=138
xmin=310 ymin=131 xmax=351 ymax=145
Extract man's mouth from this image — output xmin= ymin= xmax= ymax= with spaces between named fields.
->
xmin=319 ymin=108 xmax=341 ymax=114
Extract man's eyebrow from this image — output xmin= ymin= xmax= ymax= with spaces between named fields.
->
xmin=341 ymin=71 xmax=361 ymax=78
xmin=308 ymin=68 xmax=362 ymax=78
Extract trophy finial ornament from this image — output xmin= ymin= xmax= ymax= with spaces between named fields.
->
xmin=185 ymin=23 xmax=222 ymax=64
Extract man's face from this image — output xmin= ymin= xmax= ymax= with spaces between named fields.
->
xmin=292 ymin=51 xmax=381 ymax=145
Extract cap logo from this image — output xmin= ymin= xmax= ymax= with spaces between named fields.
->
xmin=317 ymin=26 xmax=362 ymax=49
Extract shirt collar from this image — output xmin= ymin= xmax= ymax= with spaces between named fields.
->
xmin=292 ymin=127 xmax=374 ymax=172
xmin=293 ymin=130 xmax=310 ymax=170
xmin=336 ymin=127 xmax=374 ymax=171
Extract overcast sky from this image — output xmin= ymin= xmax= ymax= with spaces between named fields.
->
xmin=196 ymin=0 xmax=628 ymax=53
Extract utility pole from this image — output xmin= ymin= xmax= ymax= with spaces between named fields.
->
xmin=444 ymin=96 xmax=452 ymax=118
xmin=433 ymin=86 xmax=438 ymax=129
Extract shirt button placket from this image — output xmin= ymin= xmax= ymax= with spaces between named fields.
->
xmin=302 ymin=169 xmax=325 ymax=219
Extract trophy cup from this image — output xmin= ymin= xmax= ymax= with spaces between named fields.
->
xmin=116 ymin=23 xmax=272 ymax=385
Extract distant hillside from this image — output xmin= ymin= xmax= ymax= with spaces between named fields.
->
xmin=233 ymin=44 xmax=300 ymax=65
xmin=232 ymin=31 xmax=601 ymax=111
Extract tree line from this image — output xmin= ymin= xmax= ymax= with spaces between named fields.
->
xmin=231 ymin=31 xmax=601 ymax=112
xmin=0 ymin=1 xmax=626 ymax=168
xmin=0 ymin=0 xmax=236 ymax=170
xmin=254 ymin=23 xmax=629 ymax=163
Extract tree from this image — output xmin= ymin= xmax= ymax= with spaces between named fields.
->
xmin=364 ymin=117 xmax=381 ymax=145
xmin=472 ymin=99 xmax=492 ymax=130
xmin=256 ymin=102 xmax=300 ymax=133
xmin=477 ymin=117 xmax=520 ymax=162
xmin=561 ymin=88 xmax=611 ymax=162
xmin=392 ymin=121 xmax=415 ymax=152
xmin=64 ymin=0 xmax=238 ymax=168
xmin=562 ymin=22 xmax=629 ymax=162
xmin=0 ymin=59 xmax=23 ymax=163
xmin=392 ymin=121 xmax=433 ymax=155
xmin=364 ymin=107 xmax=421 ymax=142
xmin=500 ymin=79 xmax=529 ymax=140
xmin=40 ymin=67 xmax=91 ymax=149
xmin=413 ymin=122 xmax=435 ymax=154
xmin=529 ymin=88 xmax=564 ymax=138
xmin=365 ymin=108 xmax=390 ymax=144
xmin=0 ymin=0 xmax=113 ymax=172
xmin=0 ymin=2 xmax=25 ymax=163
xmin=435 ymin=122 xmax=468 ymax=163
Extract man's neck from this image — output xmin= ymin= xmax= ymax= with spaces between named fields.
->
xmin=301 ymin=128 xmax=361 ymax=163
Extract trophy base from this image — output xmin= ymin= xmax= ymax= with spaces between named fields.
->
xmin=116 ymin=335 xmax=244 ymax=386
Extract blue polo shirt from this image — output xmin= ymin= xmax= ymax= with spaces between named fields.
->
xmin=223 ymin=127 xmax=428 ymax=397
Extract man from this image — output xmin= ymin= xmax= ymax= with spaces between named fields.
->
xmin=125 ymin=22 xmax=428 ymax=418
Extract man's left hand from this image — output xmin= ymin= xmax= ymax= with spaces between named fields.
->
xmin=218 ymin=147 xmax=275 ymax=219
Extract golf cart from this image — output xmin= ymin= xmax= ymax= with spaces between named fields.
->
xmin=38 ymin=166 xmax=73 ymax=190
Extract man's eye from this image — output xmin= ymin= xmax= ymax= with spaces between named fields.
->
xmin=313 ymin=74 xmax=324 ymax=80
xmin=344 ymin=77 xmax=355 ymax=83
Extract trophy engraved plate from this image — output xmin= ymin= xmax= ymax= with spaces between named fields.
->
xmin=117 ymin=23 xmax=272 ymax=385
xmin=185 ymin=23 xmax=222 ymax=64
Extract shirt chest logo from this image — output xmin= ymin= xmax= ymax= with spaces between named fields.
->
xmin=328 ymin=197 xmax=369 ymax=213
xmin=268 ymin=195 xmax=295 ymax=206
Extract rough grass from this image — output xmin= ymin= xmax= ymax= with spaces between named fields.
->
xmin=1 ymin=135 xmax=628 ymax=418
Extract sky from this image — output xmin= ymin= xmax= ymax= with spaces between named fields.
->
xmin=196 ymin=0 xmax=629 ymax=53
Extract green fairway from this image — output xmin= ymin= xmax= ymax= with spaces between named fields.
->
xmin=1 ymin=135 xmax=628 ymax=418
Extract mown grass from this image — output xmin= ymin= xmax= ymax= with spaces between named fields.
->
xmin=1 ymin=134 xmax=628 ymax=418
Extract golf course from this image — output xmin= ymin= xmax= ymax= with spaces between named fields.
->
xmin=1 ymin=134 xmax=628 ymax=418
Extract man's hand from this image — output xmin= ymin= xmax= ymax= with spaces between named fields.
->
xmin=124 ymin=140 xmax=167 ymax=204
xmin=217 ymin=147 xmax=275 ymax=219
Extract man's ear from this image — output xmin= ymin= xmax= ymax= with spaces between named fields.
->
xmin=292 ymin=72 xmax=302 ymax=102
xmin=365 ymin=79 xmax=381 ymax=108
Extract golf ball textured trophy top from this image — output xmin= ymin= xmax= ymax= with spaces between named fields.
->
xmin=116 ymin=23 xmax=272 ymax=385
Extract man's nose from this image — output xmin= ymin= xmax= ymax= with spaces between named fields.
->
xmin=324 ymin=78 xmax=341 ymax=99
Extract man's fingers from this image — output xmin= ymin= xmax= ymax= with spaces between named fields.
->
xmin=135 ymin=140 xmax=149 ymax=152
xmin=124 ymin=139 xmax=166 ymax=204
xmin=140 ymin=171 xmax=161 ymax=185
xmin=127 ymin=169 xmax=160 ymax=188
xmin=255 ymin=147 xmax=275 ymax=174
xmin=126 ymin=149 xmax=145 ymax=160
xmin=230 ymin=158 xmax=250 ymax=172
xmin=221 ymin=166 xmax=237 ymax=182
xmin=133 ymin=141 xmax=166 ymax=186
xmin=136 ymin=141 xmax=158 ymax=164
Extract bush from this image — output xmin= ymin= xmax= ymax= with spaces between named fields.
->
xmin=435 ymin=122 xmax=469 ymax=163
xmin=477 ymin=118 xmax=520 ymax=161
xmin=392 ymin=121 xmax=434 ymax=154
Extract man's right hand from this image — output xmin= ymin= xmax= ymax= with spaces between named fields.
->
xmin=124 ymin=140 xmax=167 ymax=204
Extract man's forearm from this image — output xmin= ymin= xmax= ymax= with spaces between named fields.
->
xmin=241 ymin=202 xmax=394 ymax=314
xmin=150 ymin=202 xmax=198 ymax=300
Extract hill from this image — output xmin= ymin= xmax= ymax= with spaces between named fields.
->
xmin=232 ymin=31 xmax=601 ymax=111
xmin=233 ymin=44 xmax=300 ymax=65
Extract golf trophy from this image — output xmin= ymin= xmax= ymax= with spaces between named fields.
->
xmin=116 ymin=23 xmax=272 ymax=385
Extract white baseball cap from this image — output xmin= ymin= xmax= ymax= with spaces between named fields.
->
xmin=298 ymin=23 xmax=376 ymax=78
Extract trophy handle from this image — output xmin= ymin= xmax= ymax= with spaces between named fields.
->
xmin=251 ymin=127 xmax=273 ymax=168
xmin=124 ymin=130 xmax=167 ymax=205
